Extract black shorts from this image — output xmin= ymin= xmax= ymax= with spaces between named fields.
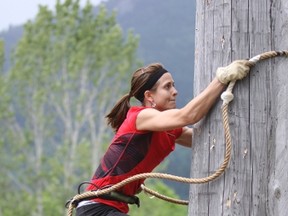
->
xmin=76 ymin=202 xmax=129 ymax=216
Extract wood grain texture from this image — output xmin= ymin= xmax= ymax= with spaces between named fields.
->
xmin=189 ymin=0 xmax=288 ymax=215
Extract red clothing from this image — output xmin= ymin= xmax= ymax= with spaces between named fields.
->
xmin=86 ymin=106 xmax=182 ymax=213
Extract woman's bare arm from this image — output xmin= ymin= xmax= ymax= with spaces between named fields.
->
xmin=176 ymin=127 xmax=193 ymax=147
xmin=136 ymin=78 xmax=225 ymax=131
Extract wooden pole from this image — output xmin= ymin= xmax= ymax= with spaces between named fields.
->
xmin=189 ymin=0 xmax=288 ymax=215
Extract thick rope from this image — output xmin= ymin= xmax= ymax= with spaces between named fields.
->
xmin=140 ymin=184 xmax=189 ymax=205
xmin=66 ymin=50 xmax=288 ymax=215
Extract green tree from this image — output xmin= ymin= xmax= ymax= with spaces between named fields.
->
xmin=0 ymin=40 xmax=4 ymax=70
xmin=0 ymin=0 xmax=140 ymax=215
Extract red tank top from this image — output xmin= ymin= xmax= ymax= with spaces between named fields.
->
xmin=86 ymin=106 xmax=182 ymax=213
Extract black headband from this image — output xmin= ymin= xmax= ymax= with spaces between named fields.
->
xmin=135 ymin=68 xmax=168 ymax=102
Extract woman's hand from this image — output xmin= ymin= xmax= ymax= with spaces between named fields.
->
xmin=216 ymin=60 xmax=254 ymax=85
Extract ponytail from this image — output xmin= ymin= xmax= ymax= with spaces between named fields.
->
xmin=106 ymin=93 xmax=131 ymax=132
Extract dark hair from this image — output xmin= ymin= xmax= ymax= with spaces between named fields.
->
xmin=106 ymin=63 xmax=166 ymax=132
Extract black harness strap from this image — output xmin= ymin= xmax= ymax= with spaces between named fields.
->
xmin=65 ymin=191 xmax=140 ymax=208
xmin=100 ymin=191 xmax=140 ymax=207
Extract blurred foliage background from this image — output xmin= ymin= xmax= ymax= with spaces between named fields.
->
xmin=0 ymin=0 xmax=195 ymax=215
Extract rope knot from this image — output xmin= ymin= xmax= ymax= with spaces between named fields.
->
xmin=221 ymin=91 xmax=234 ymax=105
xmin=65 ymin=198 xmax=79 ymax=209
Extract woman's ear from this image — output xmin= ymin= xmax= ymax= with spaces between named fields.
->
xmin=144 ymin=90 xmax=154 ymax=103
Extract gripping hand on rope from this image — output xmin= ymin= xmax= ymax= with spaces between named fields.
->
xmin=216 ymin=60 xmax=255 ymax=85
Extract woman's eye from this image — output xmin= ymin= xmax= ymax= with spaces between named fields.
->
xmin=164 ymin=82 xmax=175 ymax=90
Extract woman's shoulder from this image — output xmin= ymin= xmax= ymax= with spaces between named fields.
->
xmin=117 ymin=106 xmax=147 ymax=133
xmin=128 ymin=106 xmax=147 ymax=114
xmin=126 ymin=106 xmax=147 ymax=122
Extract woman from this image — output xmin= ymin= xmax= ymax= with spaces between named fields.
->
xmin=76 ymin=60 xmax=253 ymax=216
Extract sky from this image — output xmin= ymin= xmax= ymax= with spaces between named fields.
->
xmin=0 ymin=0 xmax=106 ymax=31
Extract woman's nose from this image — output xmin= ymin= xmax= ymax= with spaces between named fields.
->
xmin=173 ymin=87 xmax=178 ymax=96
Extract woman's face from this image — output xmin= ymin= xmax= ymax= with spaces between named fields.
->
xmin=150 ymin=73 xmax=178 ymax=111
